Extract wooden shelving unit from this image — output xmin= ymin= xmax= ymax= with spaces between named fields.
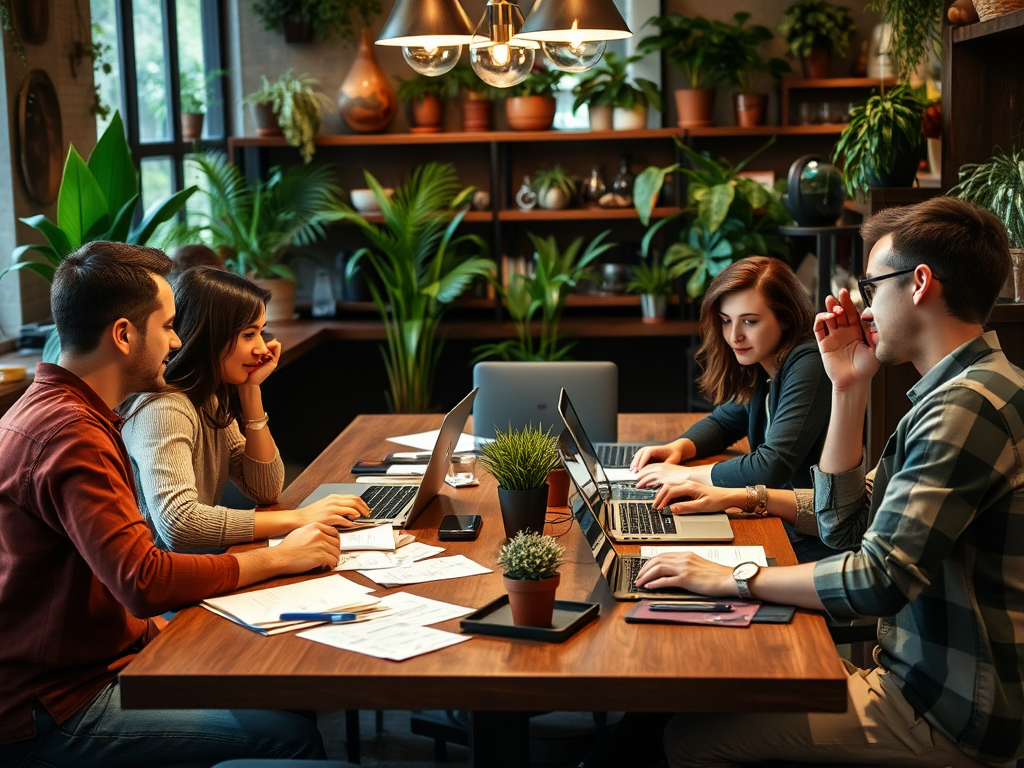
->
xmin=780 ymin=77 xmax=898 ymax=130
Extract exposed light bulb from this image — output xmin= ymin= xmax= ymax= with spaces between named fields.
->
xmin=402 ymin=43 xmax=463 ymax=76
xmin=470 ymin=42 xmax=534 ymax=87
xmin=542 ymin=38 xmax=606 ymax=72
xmin=490 ymin=43 xmax=510 ymax=66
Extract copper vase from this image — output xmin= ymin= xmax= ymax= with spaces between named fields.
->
xmin=338 ymin=28 xmax=397 ymax=134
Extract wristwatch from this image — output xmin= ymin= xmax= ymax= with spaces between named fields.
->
xmin=732 ymin=561 xmax=760 ymax=600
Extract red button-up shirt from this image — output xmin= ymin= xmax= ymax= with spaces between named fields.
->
xmin=0 ymin=364 xmax=240 ymax=743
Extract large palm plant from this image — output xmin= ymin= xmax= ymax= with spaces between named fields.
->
xmin=179 ymin=150 xmax=344 ymax=281
xmin=338 ymin=163 xmax=494 ymax=413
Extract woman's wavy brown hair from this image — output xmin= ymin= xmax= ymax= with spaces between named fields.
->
xmin=695 ymin=256 xmax=815 ymax=406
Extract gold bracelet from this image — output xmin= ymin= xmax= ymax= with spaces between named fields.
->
xmin=753 ymin=484 xmax=769 ymax=517
xmin=244 ymin=412 xmax=269 ymax=431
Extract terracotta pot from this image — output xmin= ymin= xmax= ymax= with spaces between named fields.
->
xmin=589 ymin=105 xmax=613 ymax=131
xmin=503 ymin=574 xmax=560 ymax=627
xmin=801 ymin=48 xmax=832 ymax=79
xmin=497 ymin=486 xmax=548 ymax=539
xmin=338 ymin=28 xmax=397 ymax=134
xmin=409 ymin=94 xmax=443 ymax=133
xmin=734 ymin=93 xmax=767 ymax=128
xmin=462 ymin=97 xmax=493 ymax=131
xmin=256 ymin=278 xmax=296 ymax=323
xmin=506 ymin=96 xmax=556 ymax=131
xmin=251 ymin=103 xmax=282 ymax=136
xmin=546 ymin=469 xmax=570 ymax=506
xmin=613 ymin=104 xmax=647 ymax=130
xmin=181 ymin=112 xmax=204 ymax=141
xmin=674 ymin=89 xmax=715 ymax=128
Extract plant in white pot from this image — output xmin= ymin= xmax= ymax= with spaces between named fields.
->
xmin=571 ymin=52 xmax=662 ymax=132
xmin=531 ymin=165 xmax=578 ymax=210
xmin=497 ymin=530 xmax=565 ymax=628
xmin=480 ymin=424 xmax=561 ymax=540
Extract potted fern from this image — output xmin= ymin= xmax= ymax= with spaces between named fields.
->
xmin=395 ymin=72 xmax=457 ymax=133
xmin=571 ymin=52 xmax=662 ymax=132
xmin=481 ymin=425 xmax=561 ymax=541
xmin=498 ymin=531 xmax=566 ymax=627
xmin=243 ymin=71 xmax=332 ymax=163
xmin=506 ymin=67 xmax=563 ymax=131
xmin=779 ymin=1 xmax=857 ymax=79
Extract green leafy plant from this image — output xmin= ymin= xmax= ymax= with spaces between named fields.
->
xmin=450 ymin=63 xmax=501 ymax=100
xmin=244 ymin=71 xmax=332 ymax=163
xmin=394 ymin=72 xmax=459 ymax=103
xmin=633 ymin=138 xmax=792 ymax=300
xmin=507 ymin=67 xmax=564 ymax=98
xmin=250 ymin=0 xmax=380 ymax=43
xmin=866 ymin=0 xmax=943 ymax=81
xmin=474 ymin=231 xmax=614 ymax=362
xmin=480 ymin=425 xmax=561 ymax=491
xmin=627 ymin=253 xmax=683 ymax=297
xmin=531 ymin=165 xmax=578 ymax=200
xmin=337 ymin=163 xmax=494 ymax=412
xmin=721 ymin=12 xmax=790 ymax=93
xmin=498 ymin=530 xmax=565 ymax=580
xmin=948 ymin=146 xmax=1024 ymax=248
xmin=832 ymin=83 xmax=926 ymax=197
xmin=571 ymin=52 xmax=663 ymax=113
xmin=779 ymin=1 xmax=857 ymax=59
xmin=0 ymin=0 xmax=26 ymax=65
xmin=638 ymin=14 xmax=739 ymax=90
xmin=180 ymin=66 xmax=226 ymax=114
xmin=166 ymin=150 xmax=344 ymax=282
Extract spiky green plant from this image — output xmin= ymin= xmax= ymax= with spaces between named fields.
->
xmin=244 ymin=71 xmax=332 ymax=163
xmin=480 ymin=425 xmax=561 ymax=491
xmin=498 ymin=530 xmax=565 ymax=580
xmin=337 ymin=163 xmax=494 ymax=412
xmin=530 ymin=165 xmax=578 ymax=200
xmin=627 ymin=252 xmax=682 ymax=297
xmin=948 ymin=147 xmax=1024 ymax=248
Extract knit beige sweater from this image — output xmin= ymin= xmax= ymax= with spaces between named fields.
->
xmin=121 ymin=392 xmax=285 ymax=553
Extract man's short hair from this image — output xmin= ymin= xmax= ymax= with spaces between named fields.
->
xmin=51 ymin=242 xmax=173 ymax=356
xmin=860 ymin=197 xmax=1011 ymax=324
xmin=171 ymin=244 xmax=224 ymax=275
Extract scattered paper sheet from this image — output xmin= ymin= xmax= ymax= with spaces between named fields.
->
xmin=639 ymin=545 xmax=768 ymax=567
xmin=386 ymin=429 xmax=477 ymax=453
xmin=300 ymin=620 xmax=468 ymax=661
xmin=371 ymin=592 xmax=475 ymax=627
xmin=359 ymin=554 xmax=491 ymax=587
xmin=334 ymin=543 xmax=444 ymax=572
xmin=605 ymin=467 xmax=639 ymax=482
xmin=336 ymin=524 xmax=398 ymax=552
xmin=387 ymin=463 xmax=428 ymax=476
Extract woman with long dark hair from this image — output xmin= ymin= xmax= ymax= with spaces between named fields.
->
xmin=122 ymin=267 xmax=368 ymax=552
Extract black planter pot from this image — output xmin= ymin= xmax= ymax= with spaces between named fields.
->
xmin=497 ymin=486 xmax=549 ymax=539
xmin=866 ymin=144 xmax=924 ymax=188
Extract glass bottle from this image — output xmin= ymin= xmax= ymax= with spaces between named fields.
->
xmin=583 ymin=166 xmax=606 ymax=207
xmin=611 ymin=155 xmax=635 ymax=203
xmin=311 ymin=269 xmax=336 ymax=318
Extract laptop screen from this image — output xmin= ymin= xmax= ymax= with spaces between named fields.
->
xmin=558 ymin=389 xmax=611 ymax=496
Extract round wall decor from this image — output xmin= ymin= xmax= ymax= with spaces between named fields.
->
xmin=18 ymin=69 xmax=63 ymax=205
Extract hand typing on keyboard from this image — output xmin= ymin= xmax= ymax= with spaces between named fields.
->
xmin=652 ymin=481 xmax=747 ymax=515
xmin=294 ymin=494 xmax=371 ymax=529
xmin=634 ymin=551 xmax=735 ymax=597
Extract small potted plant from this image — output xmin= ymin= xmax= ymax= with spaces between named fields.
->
xmin=638 ymin=14 xmax=737 ymax=128
xmin=480 ymin=424 xmax=561 ymax=540
xmin=571 ymin=52 xmax=663 ymax=132
xmin=395 ymin=72 xmax=457 ymax=133
xmin=627 ymin=253 xmax=682 ymax=323
xmin=531 ymin=165 xmax=578 ymax=210
xmin=506 ymin=67 xmax=564 ymax=131
xmin=779 ymin=1 xmax=856 ymax=79
xmin=451 ymin=64 xmax=499 ymax=132
xmin=179 ymin=66 xmax=225 ymax=141
xmin=720 ymin=13 xmax=790 ymax=127
xmin=832 ymin=83 xmax=926 ymax=198
xmin=250 ymin=0 xmax=380 ymax=44
xmin=498 ymin=531 xmax=565 ymax=628
xmin=243 ymin=71 xmax=333 ymax=163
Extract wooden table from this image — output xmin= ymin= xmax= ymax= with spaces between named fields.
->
xmin=120 ymin=413 xmax=848 ymax=766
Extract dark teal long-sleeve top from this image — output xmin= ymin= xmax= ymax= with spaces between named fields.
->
xmin=681 ymin=338 xmax=832 ymax=489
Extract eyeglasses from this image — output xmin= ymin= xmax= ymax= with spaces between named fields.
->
xmin=858 ymin=268 xmax=917 ymax=307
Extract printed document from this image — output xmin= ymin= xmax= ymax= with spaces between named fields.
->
xmin=359 ymin=554 xmax=491 ymax=587
xmin=300 ymin=620 xmax=468 ymax=661
xmin=335 ymin=542 xmax=445 ymax=572
xmin=640 ymin=545 xmax=768 ymax=567
xmin=371 ymin=592 xmax=475 ymax=627
xmin=336 ymin=524 xmax=398 ymax=552
xmin=386 ymin=429 xmax=477 ymax=453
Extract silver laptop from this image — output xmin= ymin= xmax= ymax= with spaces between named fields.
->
xmin=557 ymin=427 xmax=734 ymax=544
xmin=299 ymin=388 xmax=477 ymax=529
xmin=472 ymin=361 xmax=617 ymax=443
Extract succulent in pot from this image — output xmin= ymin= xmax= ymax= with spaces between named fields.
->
xmin=497 ymin=530 xmax=565 ymax=627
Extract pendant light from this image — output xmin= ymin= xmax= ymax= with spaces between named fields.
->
xmin=376 ymin=0 xmax=474 ymax=77
xmin=469 ymin=0 xmax=539 ymax=89
xmin=519 ymin=0 xmax=632 ymax=73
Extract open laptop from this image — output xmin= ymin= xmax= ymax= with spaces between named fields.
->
xmin=472 ymin=361 xmax=617 ymax=444
xmin=558 ymin=429 xmax=708 ymax=601
xmin=299 ymin=388 xmax=477 ymax=529
xmin=557 ymin=427 xmax=734 ymax=543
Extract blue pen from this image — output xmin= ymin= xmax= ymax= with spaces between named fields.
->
xmin=279 ymin=612 xmax=359 ymax=623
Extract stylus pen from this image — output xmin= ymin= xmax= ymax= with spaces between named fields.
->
xmin=649 ymin=603 xmax=733 ymax=613
xmin=279 ymin=612 xmax=359 ymax=623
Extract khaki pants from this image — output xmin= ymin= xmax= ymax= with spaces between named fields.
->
xmin=665 ymin=661 xmax=1007 ymax=768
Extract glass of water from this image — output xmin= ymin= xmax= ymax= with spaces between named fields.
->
xmin=447 ymin=454 xmax=478 ymax=486
xmin=311 ymin=269 xmax=336 ymax=318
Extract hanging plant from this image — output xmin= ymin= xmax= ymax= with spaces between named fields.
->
xmin=250 ymin=0 xmax=381 ymax=44
xmin=866 ymin=0 xmax=943 ymax=81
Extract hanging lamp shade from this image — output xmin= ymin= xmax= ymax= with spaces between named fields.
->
xmin=376 ymin=0 xmax=474 ymax=46
xmin=519 ymin=0 xmax=632 ymax=42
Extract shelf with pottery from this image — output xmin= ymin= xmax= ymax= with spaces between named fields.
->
xmin=496 ymin=205 xmax=679 ymax=222
xmin=951 ymin=7 xmax=1024 ymax=42
xmin=780 ymin=77 xmax=899 ymax=130
xmin=328 ymin=294 xmax=681 ymax=314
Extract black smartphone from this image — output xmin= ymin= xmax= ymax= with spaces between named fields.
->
xmin=350 ymin=460 xmax=389 ymax=475
xmin=438 ymin=514 xmax=482 ymax=541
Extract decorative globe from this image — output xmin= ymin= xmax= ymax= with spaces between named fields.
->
xmin=786 ymin=155 xmax=846 ymax=227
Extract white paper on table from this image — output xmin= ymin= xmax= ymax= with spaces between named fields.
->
xmin=395 ymin=542 xmax=445 ymax=561
xmin=333 ymin=543 xmax=443 ymax=571
xmin=359 ymin=554 xmax=491 ymax=587
xmin=202 ymin=574 xmax=376 ymax=629
xmin=336 ymin=524 xmax=397 ymax=552
xmin=386 ymin=429 xmax=477 ymax=454
xmin=387 ymin=463 xmax=428 ymax=476
xmin=299 ymin=620 xmax=468 ymax=661
xmin=639 ymin=545 xmax=768 ymax=567
xmin=370 ymin=592 xmax=475 ymax=627
xmin=604 ymin=467 xmax=639 ymax=482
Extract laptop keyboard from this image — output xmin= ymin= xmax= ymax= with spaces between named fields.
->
xmin=624 ymin=556 xmax=652 ymax=591
xmin=362 ymin=485 xmax=417 ymax=520
xmin=619 ymin=502 xmax=677 ymax=535
xmin=597 ymin=444 xmax=647 ymax=468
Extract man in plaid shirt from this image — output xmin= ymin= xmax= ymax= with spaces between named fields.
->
xmin=637 ymin=197 xmax=1024 ymax=767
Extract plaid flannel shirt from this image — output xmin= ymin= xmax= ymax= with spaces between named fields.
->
xmin=810 ymin=332 xmax=1024 ymax=766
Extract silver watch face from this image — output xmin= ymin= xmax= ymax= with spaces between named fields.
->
xmin=734 ymin=561 xmax=759 ymax=580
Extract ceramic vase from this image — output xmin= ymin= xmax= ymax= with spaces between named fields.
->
xmin=504 ymin=574 xmax=560 ymax=627
xmin=257 ymin=278 xmax=296 ymax=323
xmin=589 ymin=105 xmax=613 ymax=131
xmin=613 ymin=104 xmax=647 ymax=130
xmin=338 ymin=29 xmax=397 ymax=134
xmin=497 ymin=486 xmax=548 ymax=539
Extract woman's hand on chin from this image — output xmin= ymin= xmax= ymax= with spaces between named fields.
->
xmin=244 ymin=338 xmax=282 ymax=387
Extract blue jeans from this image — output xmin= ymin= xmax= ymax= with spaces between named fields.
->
xmin=0 ymin=683 xmax=326 ymax=768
